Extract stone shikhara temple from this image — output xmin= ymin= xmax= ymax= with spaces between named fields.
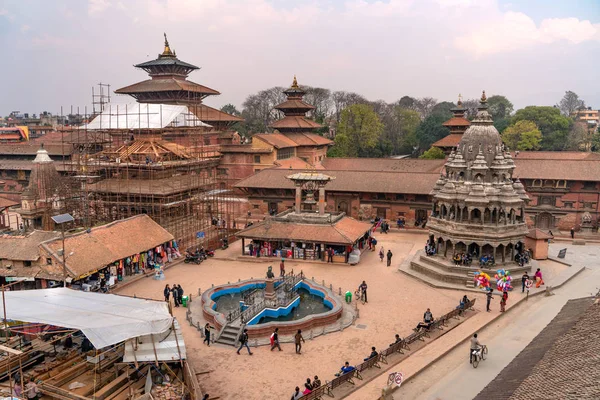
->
xmin=428 ymin=92 xmax=530 ymax=265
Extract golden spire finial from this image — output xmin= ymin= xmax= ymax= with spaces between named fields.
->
xmin=457 ymin=93 xmax=463 ymax=106
xmin=162 ymin=32 xmax=174 ymax=56
xmin=481 ymin=90 xmax=487 ymax=102
xmin=291 ymin=75 xmax=299 ymax=89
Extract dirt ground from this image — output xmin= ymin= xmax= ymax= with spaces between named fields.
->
xmin=117 ymin=232 xmax=480 ymax=400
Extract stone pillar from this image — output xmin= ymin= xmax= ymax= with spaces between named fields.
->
xmin=480 ymin=209 xmax=484 ymax=224
xmin=264 ymin=279 xmax=276 ymax=302
xmin=493 ymin=246 xmax=497 ymax=261
xmin=318 ymin=186 xmax=325 ymax=215
xmin=510 ymin=244 xmax=515 ymax=261
xmin=295 ymin=186 xmax=302 ymax=213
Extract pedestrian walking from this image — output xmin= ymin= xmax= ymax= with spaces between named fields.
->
xmin=171 ymin=284 xmax=180 ymax=307
xmin=570 ymin=227 xmax=575 ymax=239
xmin=327 ymin=247 xmax=334 ymax=263
xmin=163 ymin=284 xmax=170 ymax=302
xmin=270 ymin=328 xmax=282 ymax=351
xmin=521 ymin=272 xmax=529 ymax=293
xmin=280 ymin=259 xmax=286 ymax=277
xmin=379 ymin=247 xmax=384 ymax=262
xmin=295 ymin=329 xmax=305 ymax=354
xmin=500 ymin=290 xmax=508 ymax=312
xmin=534 ymin=268 xmax=544 ymax=288
xmin=236 ymin=328 xmax=253 ymax=355
xmin=203 ymin=323 xmax=213 ymax=346
xmin=486 ymin=289 xmax=493 ymax=312
xmin=359 ymin=281 xmax=368 ymax=303
xmin=387 ymin=249 xmax=393 ymax=267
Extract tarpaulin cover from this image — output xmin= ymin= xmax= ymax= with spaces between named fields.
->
xmin=85 ymin=103 xmax=211 ymax=130
xmin=3 ymin=288 xmax=173 ymax=349
xmin=123 ymin=319 xmax=186 ymax=362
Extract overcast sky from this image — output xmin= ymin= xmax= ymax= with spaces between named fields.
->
xmin=1 ymin=0 xmax=599 ymax=117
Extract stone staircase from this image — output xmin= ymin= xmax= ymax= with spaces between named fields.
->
xmin=216 ymin=324 xmax=243 ymax=347
xmin=410 ymin=251 xmax=532 ymax=288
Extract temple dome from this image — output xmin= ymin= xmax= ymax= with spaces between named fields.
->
xmin=458 ymin=91 xmax=502 ymax=167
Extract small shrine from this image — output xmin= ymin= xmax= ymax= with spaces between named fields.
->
xmin=237 ymin=172 xmax=372 ymax=263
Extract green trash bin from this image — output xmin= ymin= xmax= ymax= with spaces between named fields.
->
xmin=181 ymin=295 xmax=189 ymax=308
xmin=345 ymin=291 xmax=352 ymax=304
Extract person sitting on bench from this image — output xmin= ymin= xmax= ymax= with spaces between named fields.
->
xmin=364 ymin=346 xmax=378 ymax=361
xmin=457 ymin=295 xmax=469 ymax=314
xmin=390 ymin=334 xmax=402 ymax=347
xmin=335 ymin=362 xmax=356 ymax=376
xmin=416 ymin=308 xmax=434 ymax=331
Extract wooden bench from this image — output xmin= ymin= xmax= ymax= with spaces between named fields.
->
xmin=354 ymin=355 xmax=381 ymax=379
xmin=301 ymin=383 xmax=330 ymax=400
xmin=378 ymin=340 xmax=406 ymax=364
xmin=325 ymin=370 xmax=356 ymax=396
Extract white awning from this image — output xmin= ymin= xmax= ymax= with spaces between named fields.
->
xmin=123 ymin=319 xmax=186 ymax=363
xmin=85 ymin=103 xmax=212 ymax=130
xmin=3 ymin=288 xmax=173 ymax=349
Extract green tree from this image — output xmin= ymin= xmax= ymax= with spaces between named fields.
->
xmin=395 ymin=108 xmax=421 ymax=154
xmin=511 ymin=106 xmax=571 ymax=150
xmin=221 ymin=104 xmax=241 ymax=116
xmin=431 ymin=101 xmax=455 ymax=119
xmin=493 ymin=118 xmax=510 ymax=133
xmin=414 ymin=114 xmax=450 ymax=153
xmin=487 ymin=95 xmax=514 ymax=120
xmin=419 ymin=146 xmax=446 ymax=159
xmin=331 ymin=104 xmax=384 ymax=157
xmin=502 ymin=121 xmax=542 ymax=150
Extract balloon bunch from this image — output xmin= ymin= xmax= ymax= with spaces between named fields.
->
xmin=474 ymin=271 xmax=491 ymax=290
xmin=495 ymin=269 xmax=512 ymax=291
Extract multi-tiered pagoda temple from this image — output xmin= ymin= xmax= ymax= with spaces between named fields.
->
xmin=270 ymin=76 xmax=323 ymax=134
xmin=115 ymin=34 xmax=242 ymax=130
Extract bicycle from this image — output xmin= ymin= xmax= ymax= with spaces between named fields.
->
xmin=471 ymin=344 xmax=488 ymax=368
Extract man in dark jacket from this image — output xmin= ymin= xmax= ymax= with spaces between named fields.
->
xmin=172 ymin=284 xmax=180 ymax=307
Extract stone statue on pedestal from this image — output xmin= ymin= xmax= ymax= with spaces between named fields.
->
xmin=266 ymin=266 xmax=275 ymax=279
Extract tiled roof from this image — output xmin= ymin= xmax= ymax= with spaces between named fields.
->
xmin=236 ymin=216 xmax=372 ymax=245
xmin=219 ymin=145 xmax=272 ymax=154
xmin=513 ymin=151 xmax=600 ymax=160
xmin=442 ymin=117 xmax=471 ymax=127
xmin=115 ymin=78 xmax=220 ymax=95
xmin=284 ymin=133 xmax=333 ymax=146
xmin=270 ymin=116 xmax=322 ymax=130
xmin=321 ymin=158 xmax=446 ymax=173
xmin=513 ymin=159 xmax=600 ymax=181
xmin=40 ymin=215 xmax=173 ymax=280
xmin=189 ymin=104 xmax=244 ymax=123
xmin=0 ymin=196 xmax=19 ymax=209
xmin=0 ymin=159 xmax=70 ymax=172
xmin=253 ymin=133 xmax=298 ymax=149
xmin=0 ymin=231 xmax=61 ymax=261
xmin=274 ymin=157 xmax=324 ymax=170
xmin=235 ymin=168 xmax=439 ymax=195
xmin=475 ymin=297 xmax=594 ymax=400
xmin=274 ymin=100 xmax=315 ymax=111
xmin=432 ymin=133 xmax=463 ymax=148
xmin=0 ymin=143 xmax=72 ymax=156
xmin=526 ymin=228 xmax=552 ymax=240
xmin=509 ymin=299 xmax=600 ymax=400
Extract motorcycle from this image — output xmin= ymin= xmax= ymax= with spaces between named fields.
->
xmin=206 ymin=249 xmax=215 ymax=257
xmin=184 ymin=254 xmax=202 ymax=265
xmin=221 ymin=239 xmax=229 ymax=250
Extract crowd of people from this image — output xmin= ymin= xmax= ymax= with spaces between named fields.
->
xmin=163 ymin=284 xmax=185 ymax=307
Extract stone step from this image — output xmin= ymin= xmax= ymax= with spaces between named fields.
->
xmin=410 ymin=260 xmax=473 ymax=286
xmin=418 ymin=252 xmax=532 ymax=276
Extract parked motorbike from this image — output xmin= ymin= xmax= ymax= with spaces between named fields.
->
xmin=184 ymin=254 xmax=202 ymax=264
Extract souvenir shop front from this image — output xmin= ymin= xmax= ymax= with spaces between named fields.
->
xmin=38 ymin=215 xmax=176 ymax=289
xmin=69 ymin=240 xmax=180 ymax=291
xmin=236 ymin=217 xmax=373 ymax=264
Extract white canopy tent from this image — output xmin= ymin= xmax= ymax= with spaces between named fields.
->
xmin=85 ymin=103 xmax=212 ymax=130
xmin=2 ymin=288 xmax=174 ymax=349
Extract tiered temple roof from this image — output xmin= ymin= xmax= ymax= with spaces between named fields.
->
xmin=114 ymin=34 xmax=242 ymax=127
xmin=269 ymin=76 xmax=323 ymax=133
xmin=433 ymin=94 xmax=471 ymax=153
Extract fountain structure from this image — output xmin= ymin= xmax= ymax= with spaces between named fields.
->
xmin=198 ymin=268 xmax=345 ymax=345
